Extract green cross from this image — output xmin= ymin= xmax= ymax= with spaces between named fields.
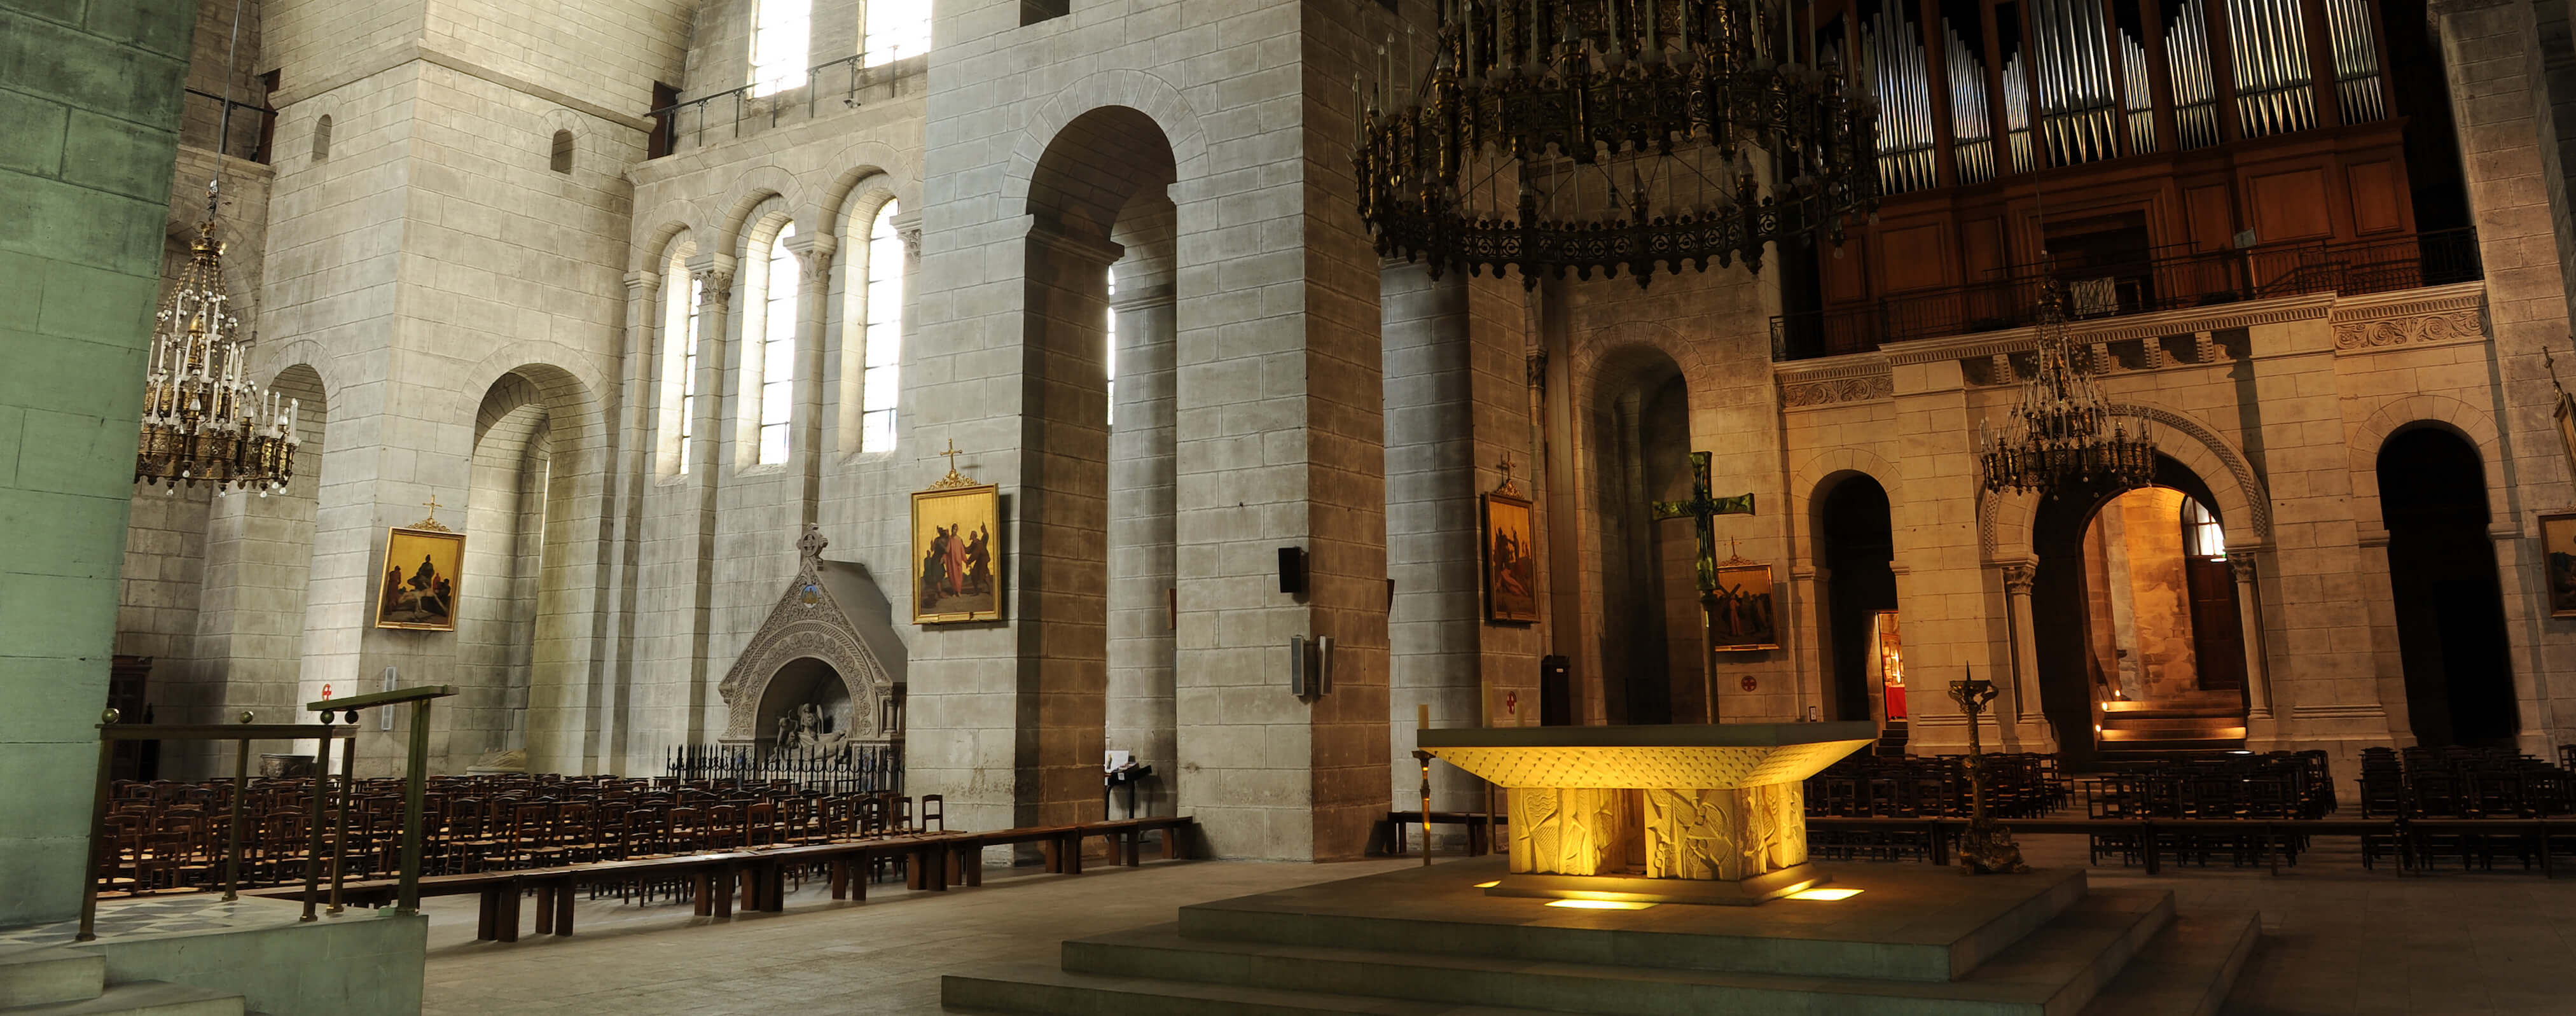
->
xmin=1650 ymin=451 xmax=1755 ymax=595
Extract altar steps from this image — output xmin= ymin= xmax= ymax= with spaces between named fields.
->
xmin=941 ymin=861 xmax=2259 ymax=1016
xmin=0 ymin=947 xmax=243 ymax=1016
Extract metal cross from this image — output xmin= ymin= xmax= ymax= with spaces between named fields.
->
xmin=939 ymin=439 xmax=964 ymax=473
xmin=420 ymin=496 xmax=441 ymax=524
xmin=1649 ymin=451 xmax=1755 ymax=595
xmin=1493 ymin=452 xmax=1520 ymax=496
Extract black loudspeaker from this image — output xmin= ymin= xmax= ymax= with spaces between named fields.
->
xmin=1539 ymin=655 xmax=1572 ymax=726
xmin=1278 ymin=546 xmax=1307 ymax=595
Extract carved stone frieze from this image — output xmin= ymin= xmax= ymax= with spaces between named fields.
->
xmin=1640 ymin=784 xmax=1806 ymax=880
xmin=2332 ymin=307 xmax=2484 ymax=351
xmin=1507 ymin=787 xmax=1623 ymax=876
xmin=1780 ymin=373 xmax=1894 ymax=408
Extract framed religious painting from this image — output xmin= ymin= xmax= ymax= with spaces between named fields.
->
xmin=1482 ymin=491 xmax=1541 ymax=623
xmin=1707 ymin=560 xmax=1779 ymax=651
xmin=913 ymin=482 xmax=1002 ymax=623
xmin=2541 ymin=510 xmax=2576 ymax=618
xmin=375 ymin=525 xmax=464 ymax=631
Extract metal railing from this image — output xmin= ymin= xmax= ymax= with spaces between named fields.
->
xmin=1773 ymin=226 xmax=2484 ymax=361
xmin=646 ymin=52 xmax=927 ymax=158
xmin=181 ymin=88 xmax=274 ymax=164
xmin=663 ymin=741 xmax=904 ymax=796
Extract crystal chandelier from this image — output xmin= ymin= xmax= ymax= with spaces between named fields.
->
xmin=136 ymin=181 xmax=298 ymax=497
xmin=1355 ymin=0 xmax=1882 ymax=287
xmin=1976 ymin=281 xmax=2154 ymax=495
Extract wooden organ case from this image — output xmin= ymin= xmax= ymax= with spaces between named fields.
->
xmin=1794 ymin=0 xmax=2435 ymax=356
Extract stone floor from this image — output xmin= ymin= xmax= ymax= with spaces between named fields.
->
xmin=407 ymin=837 xmax=2576 ymax=1015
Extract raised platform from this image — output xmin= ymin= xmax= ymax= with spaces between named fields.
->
xmin=0 ymin=896 xmax=425 ymax=1016
xmin=941 ymin=856 xmax=2257 ymax=1015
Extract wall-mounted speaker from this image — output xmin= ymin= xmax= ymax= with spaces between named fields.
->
xmin=1278 ymin=546 xmax=1307 ymax=596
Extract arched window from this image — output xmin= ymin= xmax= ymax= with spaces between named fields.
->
xmin=550 ymin=130 xmax=574 ymax=173
xmin=758 ymin=221 xmax=799 ymax=464
xmin=864 ymin=0 xmax=932 ymax=66
xmin=661 ymin=246 xmax=702 ymax=475
xmin=859 ymin=202 xmax=903 ymax=453
xmin=2181 ymin=497 xmax=2226 ymax=559
xmin=312 ymin=115 xmax=333 ymax=160
xmin=750 ymin=0 xmax=812 ymax=96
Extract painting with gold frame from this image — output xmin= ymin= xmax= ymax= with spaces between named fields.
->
xmin=1482 ymin=491 xmax=1540 ymax=623
xmin=2542 ymin=510 xmax=2576 ymax=618
xmin=1707 ymin=560 xmax=1779 ymax=651
xmin=375 ymin=526 xmax=465 ymax=631
xmin=913 ymin=483 xmax=1002 ymax=623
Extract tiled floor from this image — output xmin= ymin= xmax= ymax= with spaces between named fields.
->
xmin=407 ymin=837 xmax=2576 ymax=1015
xmin=0 ymin=894 xmax=310 ymax=948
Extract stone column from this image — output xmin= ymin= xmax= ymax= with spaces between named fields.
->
xmin=2232 ymin=554 xmax=2275 ymax=722
xmin=2000 ymin=561 xmax=2046 ymax=750
xmin=1383 ymin=261 xmax=1483 ymax=831
xmin=1107 ymin=275 xmax=1176 ymax=819
xmin=678 ymin=258 xmax=735 ymax=744
xmin=785 ymin=232 xmax=838 ymax=529
xmin=600 ymin=268 xmax=660 ymax=772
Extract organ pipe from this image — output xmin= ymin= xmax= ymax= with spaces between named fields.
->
xmin=1944 ymin=19 xmax=1996 ymax=184
xmin=1864 ymin=3 xmax=1937 ymax=193
xmin=2166 ymin=0 xmax=2218 ymax=149
xmin=2324 ymin=0 xmax=2385 ymax=121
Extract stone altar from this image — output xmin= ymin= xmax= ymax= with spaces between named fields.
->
xmin=1418 ymin=722 xmax=1877 ymax=905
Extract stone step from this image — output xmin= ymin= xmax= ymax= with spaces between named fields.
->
xmin=1177 ymin=862 xmax=2093 ymax=983
xmin=0 ymin=947 xmax=105 ymax=1008
xmin=2079 ymin=911 xmax=2261 ymax=1016
xmin=2096 ymin=716 xmax=2244 ymax=732
xmin=941 ymin=962 xmax=1557 ymax=1015
xmin=0 ymin=981 xmax=242 ymax=1016
xmin=1060 ymin=890 xmax=2175 ymax=1016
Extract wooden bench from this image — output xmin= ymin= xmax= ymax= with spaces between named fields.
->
xmin=248 ymin=817 xmax=1198 ymax=942
xmin=1380 ymin=810 xmax=1503 ymax=856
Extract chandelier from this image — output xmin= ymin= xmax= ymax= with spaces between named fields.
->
xmin=1355 ymin=0 xmax=1882 ymax=287
xmin=1976 ymin=281 xmax=2155 ymax=495
xmin=137 ymin=181 xmax=298 ymax=497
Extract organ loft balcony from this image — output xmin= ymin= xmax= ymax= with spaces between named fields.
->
xmin=1771 ymin=0 xmax=2478 ymax=361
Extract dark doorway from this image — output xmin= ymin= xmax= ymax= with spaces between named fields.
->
xmin=1818 ymin=475 xmax=1897 ymax=725
xmin=2028 ymin=457 xmax=2233 ymax=767
xmin=2378 ymin=428 xmax=2518 ymax=747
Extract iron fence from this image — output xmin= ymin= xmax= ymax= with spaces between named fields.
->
xmin=663 ymin=741 xmax=903 ymax=796
xmin=1773 ymin=226 xmax=2484 ymax=361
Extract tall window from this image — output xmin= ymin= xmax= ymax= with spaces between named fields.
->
xmin=759 ymin=223 xmax=799 ymax=465
xmin=2182 ymin=497 xmax=2226 ymax=559
xmin=750 ymin=0 xmax=811 ymax=96
xmin=861 ymin=202 xmax=903 ymax=453
xmin=663 ymin=249 xmax=703 ymax=475
xmin=864 ymin=0 xmax=932 ymax=66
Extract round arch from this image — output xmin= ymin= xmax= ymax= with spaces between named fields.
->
xmin=1983 ymin=401 xmax=2271 ymax=562
xmin=2348 ymin=394 xmax=2510 ymax=532
xmin=1002 ymin=71 xmax=1210 ymax=216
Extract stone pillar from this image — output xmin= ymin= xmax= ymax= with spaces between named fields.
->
xmin=679 ymin=258 xmax=735 ymax=745
xmin=600 ymin=268 xmax=660 ymax=772
xmin=785 ymin=232 xmax=837 ymax=529
xmin=1107 ymin=273 xmax=1176 ymax=819
xmin=1382 ymin=261 xmax=1483 ymax=830
xmin=2232 ymin=555 xmax=2275 ymax=723
xmin=2000 ymin=561 xmax=2046 ymax=750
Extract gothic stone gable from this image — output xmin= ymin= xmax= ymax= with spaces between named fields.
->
xmin=717 ymin=525 xmax=900 ymax=742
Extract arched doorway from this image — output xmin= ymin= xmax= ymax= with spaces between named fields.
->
xmin=1816 ymin=475 xmax=1897 ymax=734
xmin=1589 ymin=349 xmax=1701 ymax=725
xmin=2377 ymin=428 xmax=2517 ymax=747
xmin=2029 ymin=457 xmax=2249 ymax=765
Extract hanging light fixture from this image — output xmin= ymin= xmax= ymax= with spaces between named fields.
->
xmin=135 ymin=180 xmax=298 ymax=498
xmin=1976 ymin=279 xmax=2155 ymax=495
xmin=1354 ymin=0 xmax=1882 ymax=287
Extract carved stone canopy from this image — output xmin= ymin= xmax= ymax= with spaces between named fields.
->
xmin=717 ymin=525 xmax=908 ymax=743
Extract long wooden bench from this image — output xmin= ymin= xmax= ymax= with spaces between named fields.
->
xmin=249 ymin=817 xmax=1198 ymax=941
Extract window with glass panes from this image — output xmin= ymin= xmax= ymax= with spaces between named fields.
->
xmin=759 ymin=223 xmax=798 ymax=464
xmin=750 ymin=0 xmax=811 ymax=95
xmin=861 ymin=203 xmax=902 ymax=453
xmin=864 ymin=0 xmax=931 ymax=66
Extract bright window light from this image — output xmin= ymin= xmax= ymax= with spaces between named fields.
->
xmin=1544 ymin=899 xmax=1656 ymax=910
xmin=1472 ymin=880 xmax=1500 ymax=888
xmin=750 ymin=0 xmax=812 ymax=96
xmin=1788 ymin=887 xmax=1864 ymax=901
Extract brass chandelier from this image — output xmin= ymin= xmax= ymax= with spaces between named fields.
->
xmin=1976 ymin=281 xmax=2154 ymax=495
xmin=137 ymin=180 xmax=298 ymax=497
xmin=1355 ymin=0 xmax=1883 ymax=286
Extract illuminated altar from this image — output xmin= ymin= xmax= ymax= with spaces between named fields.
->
xmin=1418 ymin=723 xmax=1877 ymax=905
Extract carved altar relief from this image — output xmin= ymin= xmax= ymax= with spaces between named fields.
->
xmin=1509 ymin=788 xmax=1624 ymax=876
xmin=1641 ymin=784 xmax=1807 ymax=881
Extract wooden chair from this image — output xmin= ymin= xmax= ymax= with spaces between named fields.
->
xmin=919 ymin=794 xmax=945 ymax=833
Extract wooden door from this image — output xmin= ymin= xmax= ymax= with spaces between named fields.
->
xmin=2183 ymin=557 xmax=2245 ymax=690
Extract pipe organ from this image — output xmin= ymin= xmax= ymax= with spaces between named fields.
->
xmin=1804 ymin=0 xmax=2423 ymax=356
xmin=1844 ymin=0 xmax=2391 ymax=193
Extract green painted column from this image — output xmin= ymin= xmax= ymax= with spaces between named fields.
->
xmin=0 ymin=0 xmax=197 ymax=927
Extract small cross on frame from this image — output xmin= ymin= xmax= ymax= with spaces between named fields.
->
xmin=939 ymin=438 xmax=964 ymax=473
xmin=408 ymin=494 xmax=454 ymax=532
xmin=927 ymin=438 xmax=981 ymax=490
xmin=1492 ymin=452 xmax=1521 ymax=497
xmin=421 ymin=495 xmax=441 ymax=520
